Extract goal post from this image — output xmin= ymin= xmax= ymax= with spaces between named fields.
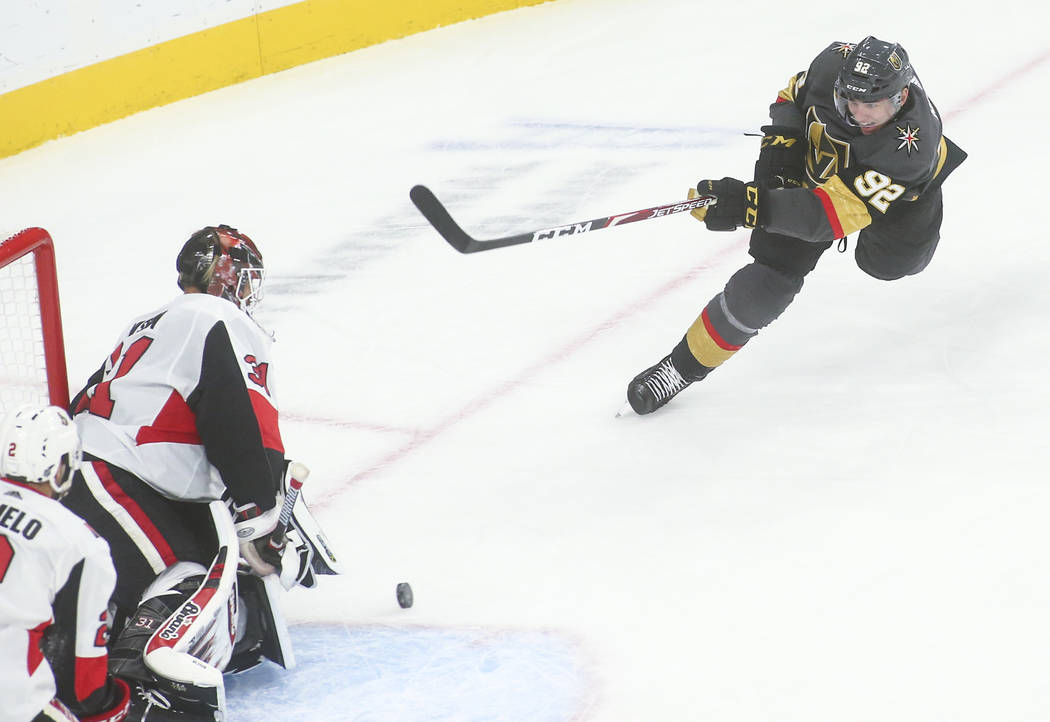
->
xmin=0 ymin=228 xmax=70 ymax=413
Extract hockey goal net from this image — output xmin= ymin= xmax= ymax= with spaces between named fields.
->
xmin=0 ymin=228 xmax=69 ymax=415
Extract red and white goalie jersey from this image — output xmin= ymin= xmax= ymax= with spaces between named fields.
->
xmin=72 ymin=293 xmax=284 ymax=509
xmin=0 ymin=479 xmax=117 ymax=721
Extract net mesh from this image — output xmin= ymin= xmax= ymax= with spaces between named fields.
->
xmin=0 ymin=240 xmax=51 ymax=415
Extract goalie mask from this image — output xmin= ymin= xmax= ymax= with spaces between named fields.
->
xmin=0 ymin=404 xmax=82 ymax=497
xmin=177 ymin=225 xmax=265 ymax=315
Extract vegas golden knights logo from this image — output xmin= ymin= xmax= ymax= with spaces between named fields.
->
xmin=804 ymin=107 xmax=851 ymax=185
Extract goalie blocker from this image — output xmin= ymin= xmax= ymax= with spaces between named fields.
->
xmin=108 ymin=463 xmax=341 ymax=718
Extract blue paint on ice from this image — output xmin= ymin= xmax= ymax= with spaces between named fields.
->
xmin=427 ymin=119 xmax=742 ymax=151
xmin=225 ymin=624 xmax=587 ymax=721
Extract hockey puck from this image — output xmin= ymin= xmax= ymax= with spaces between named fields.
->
xmin=396 ymin=582 xmax=414 ymax=609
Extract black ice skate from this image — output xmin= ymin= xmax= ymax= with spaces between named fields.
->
xmin=626 ymin=354 xmax=693 ymax=415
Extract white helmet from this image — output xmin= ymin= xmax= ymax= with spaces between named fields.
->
xmin=0 ymin=404 xmax=82 ymax=496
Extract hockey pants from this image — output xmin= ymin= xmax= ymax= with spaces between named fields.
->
xmin=672 ymin=188 xmax=943 ymax=379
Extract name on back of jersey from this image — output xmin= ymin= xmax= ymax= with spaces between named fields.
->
xmin=0 ymin=500 xmax=44 ymax=539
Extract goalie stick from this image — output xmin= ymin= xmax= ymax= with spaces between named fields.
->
xmin=273 ymin=461 xmax=343 ymax=577
xmin=267 ymin=461 xmax=307 ymax=553
xmin=410 ymin=184 xmax=717 ymax=254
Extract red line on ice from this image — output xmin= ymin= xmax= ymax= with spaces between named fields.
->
xmin=313 ymin=237 xmax=745 ymax=507
xmin=942 ymin=47 xmax=1050 ymax=121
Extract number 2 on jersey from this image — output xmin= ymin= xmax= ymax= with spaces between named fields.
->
xmin=88 ymin=337 xmax=154 ymax=419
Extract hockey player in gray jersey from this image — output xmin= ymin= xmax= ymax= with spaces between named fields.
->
xmin=62 ymin=225 xmax=339 ymax=719
xmin=626 ymin=36 xmax=967 ymax=414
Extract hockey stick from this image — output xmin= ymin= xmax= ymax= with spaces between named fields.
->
xmin=268 ymin=462 xmax=308 ymax=553
xmin=271 ymin=461 xmax=342 ymax=577
xmin=410 ymin=184 xmax=717 ymax=254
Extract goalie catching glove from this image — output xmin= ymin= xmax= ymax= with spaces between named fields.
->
xmin=689 ymin=178 xmax=761 ymax=232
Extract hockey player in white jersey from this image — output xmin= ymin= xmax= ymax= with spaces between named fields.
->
xmin=0 ymin=404 xmax=133 ymax=722
xmin=62 ymin=225 xmax=335 ymax=719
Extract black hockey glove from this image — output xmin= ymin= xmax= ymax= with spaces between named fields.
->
xmin=68 ymin=677 xmax=130 ymax=722
xmin=697 ymin=178 xmax=760 ymax=232
xmin=753 ymin=125 xmax=806 ymax=189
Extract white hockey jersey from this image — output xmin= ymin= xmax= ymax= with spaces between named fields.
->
xmin=0 ymin=479 xmax=116 ymax=722
xmin=72 ymin=293 xmax=284 ymax=509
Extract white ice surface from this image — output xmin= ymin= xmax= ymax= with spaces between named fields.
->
xmin=3 ymin=1 xmax=1050 ymax=720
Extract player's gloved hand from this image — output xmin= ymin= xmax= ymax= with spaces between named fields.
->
xmin=240 ymin=527 xmax=316 ymax=588
xmin=754 ymin=125 xmax=806 ymax=189
xmin=231 ymin=497 xmax=284 ymax=577
xmin=240 ymin=531 xmax=285 ymax=578
xmin=697 ymin=178 xmax=761 ymax=231
xmin=230 ymin=498 xmax=281 ymax=540
xmin=79 ymin=677 xmax=130 ymax=722
xmin=688 ymin=186 xmax=713 ymax=222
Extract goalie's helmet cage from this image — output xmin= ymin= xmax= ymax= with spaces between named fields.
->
xmin=0 ymin=404 xmax=82 ymax=496
xmin=833 ymin=36 xmax=915 ymax=124
xmin=176 ymin=225 xmax=265 ymax=315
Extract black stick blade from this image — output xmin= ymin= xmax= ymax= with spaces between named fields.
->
xmin=410 ymin=184 xmax=471 ymax=252
xmin=410 ymin=185 xmax=532 ymax=254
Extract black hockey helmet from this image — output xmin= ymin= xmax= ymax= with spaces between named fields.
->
xmin=834 ymin=36 xmax=915 ymax=122
xmin=176 ymin=225 xmax=265 ymax=314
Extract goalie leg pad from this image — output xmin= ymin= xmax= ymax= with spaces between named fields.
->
xmin=228 ymin=573 xmax=296 ymax=673
xmin=143 ymin=647 xmax=226 ymax=720
xmin=144 ymin=503 xmax=239 ymax=671
xmin=109 ymin=561 xmax=208 ymax=684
